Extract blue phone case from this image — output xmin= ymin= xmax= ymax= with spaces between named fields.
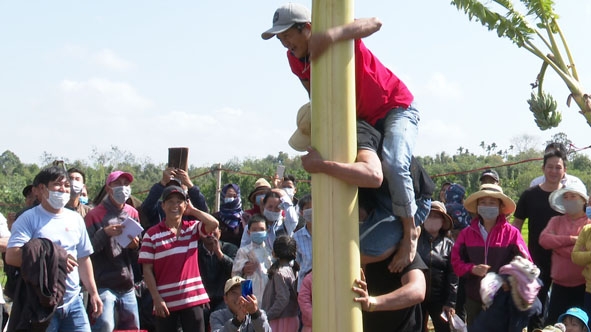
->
xmin=241 ymin=279 xmax=253 ymax=297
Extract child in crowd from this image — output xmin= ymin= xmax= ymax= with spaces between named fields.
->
xmin=261 ymin=236 xmax=300 ymax=332
xmin=557 ymin=307 xmax=589 ymax=332
xmin=232 ymin=215 xmax=273 ymax=301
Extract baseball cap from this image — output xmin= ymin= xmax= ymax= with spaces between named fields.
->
xmin=224 ymin=276 xmax=245 ymax=294
xmin=288 ymin=102 xmax=311 ymax=152
xmin=479 ymin=169 xmax=499 ymax=183
xmin=261 ymin=3 xmax=311 ymax=40
xmin=558 ymin=307 xmax=589 ymax=331
xmin=106 ymin=171 xmax=134 ymax=186
xmin=162 ymin=185 xmax=188 ymax=201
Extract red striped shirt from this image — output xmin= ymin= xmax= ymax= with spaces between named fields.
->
xmin=138 ymin=219 xmax=209 ymax=311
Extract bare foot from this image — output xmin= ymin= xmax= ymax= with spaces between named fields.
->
xmin=388 ymin=226 xmax=420 ymax=273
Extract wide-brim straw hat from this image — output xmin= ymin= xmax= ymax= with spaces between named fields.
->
xmin=464 ymin=183 xmax=516 ymax=215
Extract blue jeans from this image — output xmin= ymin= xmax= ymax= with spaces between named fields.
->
xmin=47 ymin=294 xmax=90 ymax=332
xmin=91 ymin=288 xmax=140 ymax=332
xmin=380 ymin=105 xmax=420 ymax=218
xmin=360 ymin=197 xmax=430 ymax=257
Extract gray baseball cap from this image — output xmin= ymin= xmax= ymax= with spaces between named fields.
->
xmin=261 ymin=3 xmax=311 ymax=40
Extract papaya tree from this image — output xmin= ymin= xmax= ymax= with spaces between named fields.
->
xmin=450 ymin=0 xmax=591 ymax=130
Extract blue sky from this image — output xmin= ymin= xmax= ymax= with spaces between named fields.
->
xmin=1 ymin=1 xmax=590 ymax=167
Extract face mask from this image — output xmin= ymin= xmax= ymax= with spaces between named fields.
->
xmin=250 ymin=231 xmax=267 ymax=244
xmin=477 ymin=206 xmax=499 ymax=221
xmin=303 ymin=208 xmax=313 ymax=223
xmin=70 ymin=180 xmax=84 ymax=195
xmin=224 ymin=197 xmax=235 ymax=204
xmin=563 ymin=199 xmax=585 ymax=215
xmin=263 ymin=209 xmax=281 ymax=222
xmin=79 ymin=196 xmax=89 ymax=205
xmin=111 ymin=185 xmax=132 ymax=205
xmin=283 ymin=187 xmax=295 ymax=199
xmin=255 ymin=194 xmax=265 ymax=205
xmin=586 ymin=206 xmax=591 ymax=219
xmin=47 ymin=190 xmax=70 ymax=210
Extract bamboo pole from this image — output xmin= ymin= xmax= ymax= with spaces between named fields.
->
xmin=310 ymin=0 xmax=362 ymax=331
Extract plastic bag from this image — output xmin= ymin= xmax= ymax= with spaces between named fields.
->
xmin=449 ymin=313 xmax=468 ymax=332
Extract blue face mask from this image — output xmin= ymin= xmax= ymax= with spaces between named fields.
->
xmin=250 ymin=231 xmax=267 ymax=244
xmin=79 ymin=196 xmax=89 ymax=205
xmin=586 ymin=206 xmax=591 ymax=219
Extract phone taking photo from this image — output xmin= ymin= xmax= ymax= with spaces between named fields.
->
xmin=241 ymin=279 xmax=253 ymax=298
xmin=276 ymin=165 xmax=285 ymax=179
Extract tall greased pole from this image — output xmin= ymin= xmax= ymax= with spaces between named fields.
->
xmin=310 ymin=0 xmax=362 ymax=331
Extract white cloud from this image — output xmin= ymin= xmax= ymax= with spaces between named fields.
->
xmin=92 ymin=49 xmax=135 ymax=71
xmin=59 ymin=78 xmax=153 ymax=114
xmin=424 ymin=72 xmax=463 ymax=100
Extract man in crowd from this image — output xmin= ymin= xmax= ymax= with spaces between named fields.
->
xmin=513 ymin=149 xmax=567 ymax=330
xmin=199 ymin=226 xmax=238 ymax=328
xmin=66 ymin=167 xmax=91 ymax=218
xmin=210 ymin=276 xmax=271 ymax=332
xmin=141 ymin=166 xmax=209 ymax=228
xmin=291 ymin=104 xmax=429 ymax=329
xmin=6 ymin=166 xmax=103 ymax=331
xmin=263 ymin=2 xmax=421 ymax=271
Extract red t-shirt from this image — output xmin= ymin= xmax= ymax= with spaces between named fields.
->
xmin=288 ymin=39 xmax=414 ymax=126
xmin=138 ymin=219 xmax=210 ymax=311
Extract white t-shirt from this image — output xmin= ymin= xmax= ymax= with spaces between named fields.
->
xmin=8 ymin=205 xmax=94 ymax=305
xmin=529 ymin=173 xmax=585 ymax=188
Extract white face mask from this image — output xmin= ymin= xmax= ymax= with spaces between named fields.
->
xmin=563 ymin=199 xmax=585 ymax=215
xmin=263 ymin=209 xmax=281 ymax=222
xmin=303 ymin=208 xmax=313 ymax=223
xmin=478 ymin=206 xmax=499 ymax=221
xmin=283 ymin=187 xmax=295 ymax=199
xmin=47 ymin=190 xmax=70 ymax=210
xmin=111 ymin=185 xmax=132 ymax=205
xmin=70 ymin=180 xmax=84 ymax=195
xmin=224 ymin=197 xmax=235 ymax=204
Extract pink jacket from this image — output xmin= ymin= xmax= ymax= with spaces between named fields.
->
xmin=451 ymin=216 xmax=531 ymax=302
xmin=297 ymin=272 xmax=313 ymax=332
xmin=539 ymin=214 xmax=589 ymax=287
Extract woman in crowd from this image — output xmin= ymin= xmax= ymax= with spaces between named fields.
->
xmin=451 ymin=184 xmax=530 ymax=325
xmin=540 ymin=183 xmax=590 ymax=324
xmin=418 ymin=201 xmax=457 ymax=332
xmin=216 ymin=183 xmax=244 ymax=247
